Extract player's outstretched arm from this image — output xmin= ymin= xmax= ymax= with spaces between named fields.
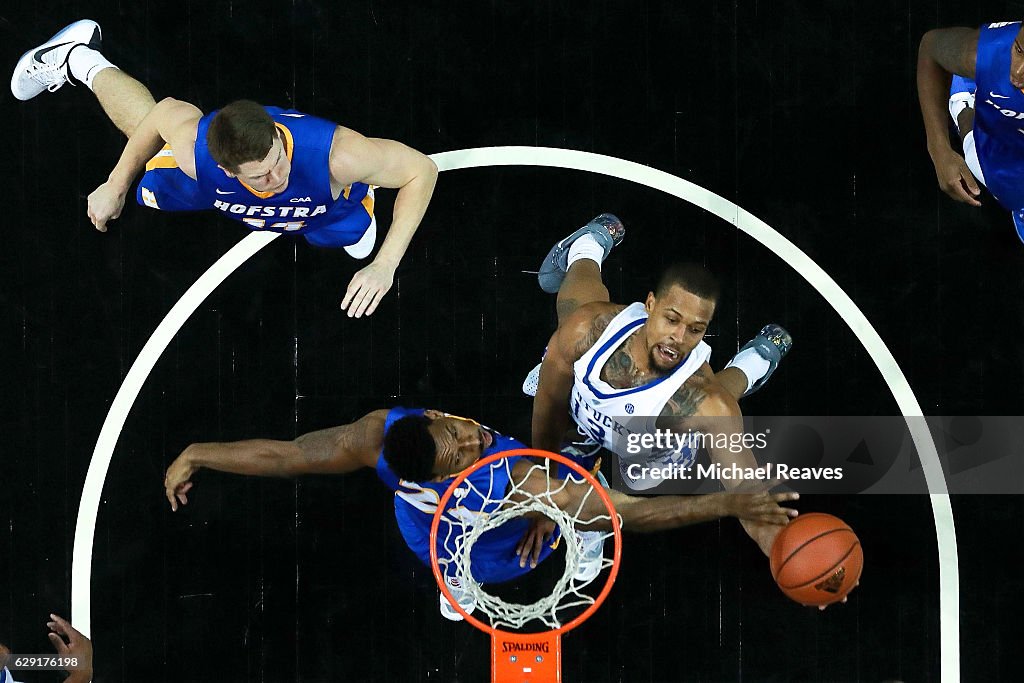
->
xmin=88 ymin=97 xmax=203 ymax=232
xmin=603 ymin=486 xmax=796 ymax=533
xmin=329 ymin=127 xmax=438 ymax=317
xmin=515 ymin=462 xmax=797 ymax=533
xmin=658 ymin=383 xmax=797 ymax=556
xmin=531 ymin=328 xmax=577 ymax=455
xmin=917 ymin=27 xmax=982 ymax=206
xmin=163 ymin=410 xmax=388 ymax=511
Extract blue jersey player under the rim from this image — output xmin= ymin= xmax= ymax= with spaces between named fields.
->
xmin=12 ymin=19 xmax=438 ymax=318
xmin=919 ymin=21 xmax=1024 ymax=243
xmin=162 ymin=407 xmax=798 ymax=620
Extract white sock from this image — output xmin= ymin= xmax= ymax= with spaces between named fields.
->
xmin=724 ymin=347 xmax=771 ymax=393
xmin=67 ymin=47 xmax=117 ymax=90
xmin=567 ymin=234 xmax=605 ymax=270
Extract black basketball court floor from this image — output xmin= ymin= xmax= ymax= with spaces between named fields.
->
xmin=2 ymin=2 xmax=1021 ymax=681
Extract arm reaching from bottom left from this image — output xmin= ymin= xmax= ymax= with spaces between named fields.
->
xmin=514 ymin=459 xmax=798 ymax=536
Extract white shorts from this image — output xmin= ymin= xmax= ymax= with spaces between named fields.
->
xmin=949 ymin=90 xmax=988 ymax=187
xmin=962 ymin=131 xmax=987 ymax=187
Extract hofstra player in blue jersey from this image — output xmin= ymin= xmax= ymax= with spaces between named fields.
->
xmin=163 ymin=408 xmax=798 ymax=619
xmin=11 ymin=20 xmax=437 ymax=318
xmin=919 ymin=22 xmax=1024 ymax=242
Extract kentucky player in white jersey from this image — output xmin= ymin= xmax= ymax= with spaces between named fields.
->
xmin=162 ymin=407 xmax=797 ymax=619
xmin=11 ymin=20 xmax=437 ymax=317
xmin=528 ymin=214 xmax=792 ymax=556
xmin=567 ymin=299 xmax=713 ymax=483
xmin=919 ymin=22 xmax=1024 ymax=242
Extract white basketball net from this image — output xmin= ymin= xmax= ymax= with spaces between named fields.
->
xmin=435 ymin=456 xmax=619 ymax=631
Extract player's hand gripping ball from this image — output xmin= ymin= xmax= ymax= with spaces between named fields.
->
xmin=769 ymin=512 xmax=863 ymax=607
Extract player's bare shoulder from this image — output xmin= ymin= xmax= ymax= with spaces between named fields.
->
xmin=358 ymin=409 xmax=390 ymax=447
xmin=327 ymin=125 xmax=370 ymax=184
xmin=922 ymin=26 xmax=980 ymax=78
xmin=562 ymin=302 xmax=626 ymax=362
xmin=158 ymin=97 xmax=203 ymax=179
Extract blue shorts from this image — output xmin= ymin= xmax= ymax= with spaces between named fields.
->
xmin=136 ymin=166 xmax=375 ymax=249
xmin=950 ymin=74 xmax=976 ymax=97
xmin=464 ymin=516 xmax=562 ymax=583
xmin=464 ymin=456 xmax=606 ymax=583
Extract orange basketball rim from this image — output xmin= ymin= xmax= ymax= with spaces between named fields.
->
xmin=429 ymin=448 xmax=624 ymax=682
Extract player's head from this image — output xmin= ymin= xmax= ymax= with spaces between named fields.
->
xmin=1012 ymin=24 xmax=1024 ymax=90
xmin=642 ymin=262 xmax=719 ymax=373
xmin=207 ymin=100 xmax=292 ymax=194
xmin=382 ymin=410 xmax=495 ymax=482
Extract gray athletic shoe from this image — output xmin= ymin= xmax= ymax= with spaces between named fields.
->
xmin=737 ymin=323 xmax=793 ymax=397
xmin=537 ymin=213 xmax=625 ymax=293
xmin=11 ymin=19 xmax=102 ymax=101
xmin=438 ymin=574 xmax=477 ymax=622
xmin=573 ymin=530 xmax=606 ymax=583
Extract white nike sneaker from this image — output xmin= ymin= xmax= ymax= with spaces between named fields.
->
xmin=11 ymin=19 xmax=102 ymax=101
xmin=438 ymin=575 xmax=477 ymax=621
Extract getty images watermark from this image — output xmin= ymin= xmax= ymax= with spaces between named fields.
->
xmin=598 ymin=416 xmax=1024 ymax=494
xmin=618 ymin=430 xmax=843 ymax=483
xmin=622 ymin=428 xmax=843 ymax=483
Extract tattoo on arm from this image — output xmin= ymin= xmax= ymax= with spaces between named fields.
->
xmin=663 ymin=384 xmax=707 ymax=418
xmin=556 ymin=298 xmax=580 ymax=321
xmin=294 ymin=417 xmax=375 ymax=472
xmin=294 ymin=428 xmax=341 ymax=464
xmin=661 ymin=369 xmax=713 ymax=420
xmin=571 ymin=310 xmax=620 ymax=359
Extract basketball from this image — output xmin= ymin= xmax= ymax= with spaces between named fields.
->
xmin=770 ymin=512 xmax=863 ymax=607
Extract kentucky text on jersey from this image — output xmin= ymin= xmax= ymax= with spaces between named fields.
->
xmin=571 ymin=389 xmax=630 ymax=437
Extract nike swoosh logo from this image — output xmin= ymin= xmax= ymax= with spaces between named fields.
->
xmin=990 ymin=91 xmax=1011 ymax=99
xmin=215 ymin=189 xmax=236 ymax=195
xmin=34 ymin=41 xmax=75 ymax=62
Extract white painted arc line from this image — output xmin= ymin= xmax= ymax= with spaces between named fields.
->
xmin=71 ymin=231 xmax=279 ymax=636
xmin=439 ymin=146 xmax=957 ymax=682
xmin=71 ymin=147 xmax=957 ymax=683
